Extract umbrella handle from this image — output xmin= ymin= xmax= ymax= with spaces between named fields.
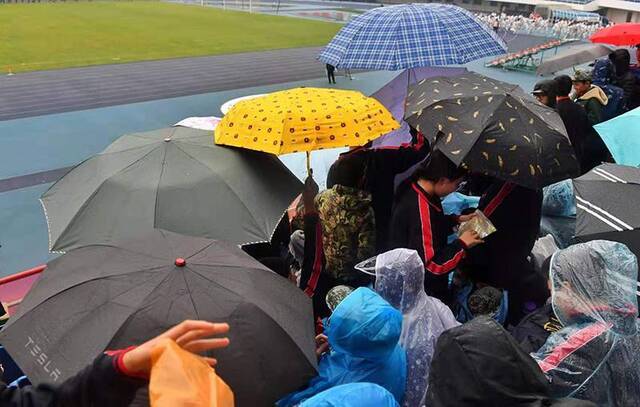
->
xmin=306 ymin=151 xmax=313 ymax=176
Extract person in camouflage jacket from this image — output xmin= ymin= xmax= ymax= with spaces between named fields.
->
xmin=315 ymin=154 xmax=376 ymax=287
xmin=316 ymin=184 xmax=376 ymax=287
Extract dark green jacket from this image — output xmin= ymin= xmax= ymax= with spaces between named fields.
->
xmin=576 ymin=85 xmax=608 ymax=126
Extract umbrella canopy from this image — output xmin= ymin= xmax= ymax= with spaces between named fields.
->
xmin=595 ymin=107 xmax=640 ymax=167
xmin=590 ymin=23 xmax=640 ymax=46
xmin=371 ymin=66 xmax=468 ymax=147
xmin=318 ymin=4 xmax=507 ymax=71
xmin=42 ymin=127 xmax=301 ymax=252
xmin=536 ymin=43 xmax=613 ymax=76
xmin=404 ymin=73 xmax=580 ymax=189
xmin=215 ymin=87 xmax=400 ymax=155
xmin=573 ymin=164 xmax=640 ymax=285
xmin=0 ymin=230 xmax=317 ymax=406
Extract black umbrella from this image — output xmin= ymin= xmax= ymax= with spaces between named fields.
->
xmin=41 ymin=127 xmax=302 ymax=252
xmin=404 ymin=72 xmax=580 ymax=189
xmin=0 ymin=230 xmax=317 ymax=406
xmin=573 ymin=163 xmax=640 ymax=261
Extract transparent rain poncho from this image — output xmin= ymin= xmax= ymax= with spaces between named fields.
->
xmin=532 ymin=240 xmax=640 ymax=406
xmin=374 ymin=249 xmax=460 ymax=407
xmin=542 ymin=179 xmax=576 ymax=218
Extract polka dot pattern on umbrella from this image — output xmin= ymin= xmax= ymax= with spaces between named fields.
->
xmin=215 ymin=87 xmax=400 ymax=155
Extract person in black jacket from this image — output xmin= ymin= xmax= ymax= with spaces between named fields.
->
xmin=510 ymin=257 xmax=560 ymax=353
xmin=610 ymin=49 xmax=639 ymax=110
xmin=427 ymin=316 xmax=596 ymax=407
xmin=327 ymin=128 xmax=429 ymax=252
xmin=0 ymin=320 xmax=229 ymax=407
xmin=553 ymin=75 xmax=592 ymax=174
xmin=465 ymin=177 xmax=543 ymax=324
xmin=326 ymin=64 xmax=336 ymax=85
xmin=389 ymin=150 xmax=483 ymax=303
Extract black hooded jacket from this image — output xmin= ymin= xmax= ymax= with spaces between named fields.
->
xmin=427 ymin=317 xmax=596 ymax=407
xmin=467 ymin=180 xmax=542 ymax=290
xmin=610 ymin=49 xmax=639 ymax=109
xmin=555 ymin=99 xmax=591 ymax=172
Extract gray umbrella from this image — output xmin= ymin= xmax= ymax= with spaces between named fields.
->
xmin=0 ymin=229 xmax=317 ymax=406
xmin=536 ymin=43 xmax=613 ymax=76
xmin=42 ymin=127 xmax=302 ymax=252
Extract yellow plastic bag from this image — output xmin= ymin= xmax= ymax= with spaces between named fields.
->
xmin=149 ymin=338 xmax=234 ymax=407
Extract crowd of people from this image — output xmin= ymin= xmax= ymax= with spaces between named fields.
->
xmin=3 ymin=47 xmax=640 ymax=407
xmin=476 ymin=12 xmax=611 ymax=40
xmin=270 ymin=48 xmax=640 ymax=406
xmin=532 ymin=48 xmax=640 ymax=173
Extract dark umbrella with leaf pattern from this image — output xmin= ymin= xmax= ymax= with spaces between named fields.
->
xmin=404 ymin=72 xmax=580 ymax=189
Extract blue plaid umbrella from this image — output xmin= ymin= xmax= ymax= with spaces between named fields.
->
xmin=319 ymin=4 xmax=507 ymax=70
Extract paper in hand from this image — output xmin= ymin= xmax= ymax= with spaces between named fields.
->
xmin=458 ymin=210 xmax=497 ymax=239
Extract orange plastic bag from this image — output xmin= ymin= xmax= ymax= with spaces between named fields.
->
xmin=149 ymin=338 xmax=234 ymax=407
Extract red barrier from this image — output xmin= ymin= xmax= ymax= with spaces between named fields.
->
xmin=0 ymin=265 xmax=46 ymax=315
xmin=0 ymin=265 xmax=45 ymax=285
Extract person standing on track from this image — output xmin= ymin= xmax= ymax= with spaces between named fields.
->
xmin=326 ymin=64 xmax=336 ymax=85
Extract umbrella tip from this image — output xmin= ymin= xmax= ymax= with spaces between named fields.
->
xmin=164 ymin=137 xmax=171 ymax=142
xmin=175 ymin=258 xmax=186 ymax=267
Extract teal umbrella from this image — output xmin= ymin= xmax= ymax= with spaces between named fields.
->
xmin=595 ymin=107 xmax=640 ymax=166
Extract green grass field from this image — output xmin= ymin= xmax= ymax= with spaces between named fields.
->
xmin=0 ymin=1 xmax=341 ymax=73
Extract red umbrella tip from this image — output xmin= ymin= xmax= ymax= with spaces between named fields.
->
xmin=175 ymin=258 xmax=186 ymax=267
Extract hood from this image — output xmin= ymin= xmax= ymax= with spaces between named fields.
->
xmin=427 ymin=317 xmax=555 ymax=406
xmin=610 ymin=49 xmax=630 ymax=76
xmin=579 ymin=85 xmax=608 ymax=106
xmin=316 ymin=185 xmax=372 ymax=213
xmin=374 ymin=249 xmax=425 ymax=312
xmin=327 ymin=287 xmax=402 ymax=360
xmin=550 ymin=240 xmax=638 ymax=335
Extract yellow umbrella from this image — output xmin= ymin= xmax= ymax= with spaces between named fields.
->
xmin=215 ymin=87 xmax=400 ymax=172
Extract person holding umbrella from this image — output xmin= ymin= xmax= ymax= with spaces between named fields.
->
xmin=389 ymin=151 xmax=483 ymax=303
xmin=0 ymin=320 xmax=230 ymax=407
xmin=402 ymin=72 xmax=580 ymax=318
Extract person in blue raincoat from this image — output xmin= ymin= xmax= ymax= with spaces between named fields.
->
xmin=277 ymin=287 xmax=407 ymax=406
xmin=300 ymin=383 xmax=399 ymax=407
xmin=531 ymin=240 xmax=640 ymax=406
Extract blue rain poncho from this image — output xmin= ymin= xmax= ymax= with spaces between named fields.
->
xmin=300 ymin=383 xmax=399 ymax=407
xmin=277 ymin=287 xmax=406 ymax=406
xmin=532 ymin=240 xmax=640 ymax=406
xmin=374 ymin=249 xmax=459 ymax=407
